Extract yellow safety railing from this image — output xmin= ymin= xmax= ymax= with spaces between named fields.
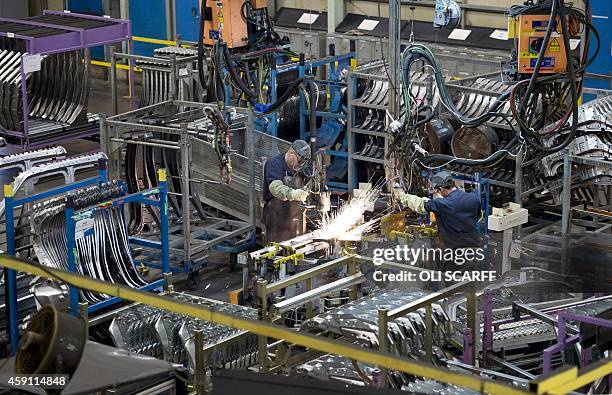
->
xmin=0 ymin=254 xmax=529 ymax=395
xmin=1 ymin=255 xmax=610 ymax=395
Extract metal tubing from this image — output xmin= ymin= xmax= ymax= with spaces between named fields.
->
xmin=109 ymin=137 xmax=180 ymax=150
xmin=128 ymin=40 xmax=137 ymax=110
xmin=466 ymin=284 xmax=477 ymax=366
xmin=4 ymin=185 xmax=18 ymax=353
xmin=257 ymin=279 xmax=268 ymax=373
xmin=247 ymin=110 xmax=256 ymax=229
xmin=180 ymin=126 xmax=192 ymax=268
xmin=111 ymin=51 xmax=118 ymax=115
xmin=194 ymin=329 xmax=206 ymax=394
xmin=20 ymin=55 xmax=29 ymax=149
xmin=169 ymin=54 xmax=177 ymax=100
xmin=462 ymin=328 xmax=473 ymax=365
xmin=65 ymin=196 xmax=79 ymax=315
xmin=305 ymin=277 xmax=313 ymax=318
xmin=378 ymin=308 xmax=389 ymax=387
xmin=425 ymin=304 xmax=433 ymax=363
xmin=158 ymin=170 xmax=170 ymax=274
xmin=272 ymin=273 xmax=364 ymax=314
xmin=265 ymin=255 xmax=353 ymax=293
xmin=483 ymin=289 xmax=493 ymax=364
xmin=387 ymin=281 xmax=475 ymax=320
xmin=561 ymin=149 xmax=572 ymax=235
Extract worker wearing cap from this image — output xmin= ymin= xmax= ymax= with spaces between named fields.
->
xmin=262 ymin=140 xmax=312 ymax=243
xmin=393 ymin=171 xmax=481 ymax=250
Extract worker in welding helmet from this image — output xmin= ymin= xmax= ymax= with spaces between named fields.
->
xmin=262 ymin=140 xmax=312 ymax=243
xmin=393 ymin=171 xmax=481 ymax=250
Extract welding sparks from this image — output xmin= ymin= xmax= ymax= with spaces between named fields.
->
xmin=316 ymin=185 xmax=381 ymax=240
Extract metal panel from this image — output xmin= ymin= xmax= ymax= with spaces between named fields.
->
xmin=175 ymin=0 xmax=201 ymax=42
xmin=67 ymin=0 xmax=105 ymax=60
xmin=191 ymin=129 xmax=290 ymax=223
xmin=275 ymin=27 xmax=326 ymax=59
xmin=129 ymin=0 xmax=169 ymax=56
xmin=0 ymin=0 xmax=28 ymax=18
xmin=585 ymin=1 xmax=612 ymax=101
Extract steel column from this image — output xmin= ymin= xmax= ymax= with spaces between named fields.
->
xmin=378 ymin=308 xmax=389 ymax=387
xmin=180 ymin=126 xmax=192 ymax=268
xmin=247 ymin=110 xmax=256 ymax=229
xmin=561 ymin=149 xmax=572 ymax=235
xmin=194 ymin=329 xmax=206 ymax=394
xmin=3 ymin=184 xmax=18 ymax=353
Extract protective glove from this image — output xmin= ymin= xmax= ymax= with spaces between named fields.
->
xmin=289 ymin=188 xmax=309 ymax=202
xmin=392 ymin=187 xmax=406 ymax=202
xmin=394 ymin=189 xmax=429 ymax=214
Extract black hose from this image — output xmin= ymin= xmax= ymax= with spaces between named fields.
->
xmin=197 ymin=0 xmax=207 ymax=98
xmin=257 ymin=77 xmax=306 ymax=115
xmin=222 ymin=44 xmax=257 ymax=105
xmin=518 ymin=0 xmax=557 ymax=115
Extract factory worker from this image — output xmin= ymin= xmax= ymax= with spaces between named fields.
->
xmin=262 ymin=140 xmax=311 ymax=243
xmin=393 ymin=171 xmax=481 ymax=250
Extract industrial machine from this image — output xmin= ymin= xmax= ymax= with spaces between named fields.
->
xmin=201 ymin=0 xmax=272 ymax=49
xmin=1 ymin=1 xmax=611 ymax=394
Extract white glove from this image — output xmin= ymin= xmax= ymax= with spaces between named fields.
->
xmin=289 ymin=188 xmax=309 ymax=202
xmin=402 ymin=193 xmax=429 ymax=214
xmin=392 ymin=188 xmax=406 ymax=202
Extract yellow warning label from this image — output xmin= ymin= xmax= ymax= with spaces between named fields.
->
xmin=520 ymin=52 xmax=539 ymax=58
xmin=549 ymin=38 xmax=560 ymax=52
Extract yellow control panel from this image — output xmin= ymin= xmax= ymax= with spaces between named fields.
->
xmin=517 ymin=14 xmax=567 ymax=74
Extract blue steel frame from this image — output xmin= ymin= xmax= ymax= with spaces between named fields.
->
xmin=269 ymin=52 xmax=355 ymax=190
xmin=3 ymin=162 xmax=170 ymax=352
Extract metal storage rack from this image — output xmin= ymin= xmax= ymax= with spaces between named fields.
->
xmin=0 ymin=10 xmax=133 ymax=149
xmin=327 ymin=32 xmax=508 ymax=78
xmin=101 ymin=100 xmax=257 ymax=279
xmin=347 ymin=63 xmax=531 ymax=204
xmin=3 ymin=160 xmax=169 ymax=352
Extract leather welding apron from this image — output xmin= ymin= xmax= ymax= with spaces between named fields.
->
xmin=263 ymin=173 xmax=305 ymax=244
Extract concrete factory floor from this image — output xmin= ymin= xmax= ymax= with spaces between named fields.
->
xmin=0 ymin=74 xmax=243 ymax=303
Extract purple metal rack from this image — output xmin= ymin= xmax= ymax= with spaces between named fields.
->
xmin=0 ymin=10 xmax=135 ymax=149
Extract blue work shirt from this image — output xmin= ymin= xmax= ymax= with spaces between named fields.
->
xmin=425 ymin=189 xmax=481 ymax=248
xmin=263 ymin=153 xmax=291 ymax=202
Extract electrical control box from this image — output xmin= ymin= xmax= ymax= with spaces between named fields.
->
xmin=517 ymin=14 xmax=567 ymax=74
xmin=201 ymin=0 xmax=268 ymax=48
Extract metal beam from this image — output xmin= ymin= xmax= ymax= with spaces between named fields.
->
xmin=327 ymin=0 xmax=344 ymax=33
xmin=0 ymin=255 xmax=530 ymax=395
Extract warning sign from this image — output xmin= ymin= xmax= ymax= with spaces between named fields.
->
xmin=549 ymin=38 xmax=560 ymax=52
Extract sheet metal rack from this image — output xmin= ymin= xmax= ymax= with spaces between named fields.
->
xmin=101 ymin=100 xmax=256 ymax=278
xmin=109 ymin=51 xmax=200 ymax=115
xmin=0 ymin=10 xmax=133 ymax=149
xmin=346 ymin=64 xmax=532 ymax=205
xmin=3 ymin=159 xmax=169 ymax=352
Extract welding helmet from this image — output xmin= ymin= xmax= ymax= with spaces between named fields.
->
xmin=290 ymin=140 xmax=311 ymax=170
xmin=430 ymin=171 xmax=455 ymax=190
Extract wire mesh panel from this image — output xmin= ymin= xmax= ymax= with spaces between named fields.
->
xmin=191 ymin=129 xmax=291 ymax=222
